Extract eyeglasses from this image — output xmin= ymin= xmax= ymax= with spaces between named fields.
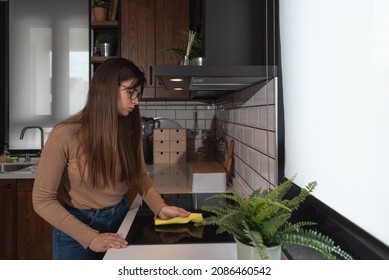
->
xmin=120 ymin=84 xmax=143 ymax=100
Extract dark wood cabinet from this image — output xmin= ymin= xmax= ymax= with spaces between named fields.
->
xmin=121 ymin=0 xmax=190 ymax=100
xmin=0 ymin=179 xmax=52 ymax=260
xmin=16 ymin=179 xmax=52 ymax=260
xmin=0 ymin=180 xmax=17 ymax=259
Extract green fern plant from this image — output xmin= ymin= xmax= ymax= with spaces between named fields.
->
xmin=198 ymin=176 xmax=353 ymax=260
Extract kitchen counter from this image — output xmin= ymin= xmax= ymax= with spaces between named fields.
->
xmin=104 ymin=163 xmax=236 ymax=260
xmin=0 ymin=160 xmax=302 ymax=259
xmin=0 ymin=158 xmax=39 ymax=179
xmin=103 ymin=206 xmax=237 ymax=260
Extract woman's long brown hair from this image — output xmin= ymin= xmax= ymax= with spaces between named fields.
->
xmin=62 ymin=58 xmax=146 ymax=189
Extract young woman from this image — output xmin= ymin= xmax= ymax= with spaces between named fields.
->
xmin=32 ymin=58 xmax=190 ymax=260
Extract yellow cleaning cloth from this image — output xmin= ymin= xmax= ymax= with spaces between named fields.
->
xmin=155 ymin=225 xmax=205 ymax=239
xmin=154 ymin=213 xmax=203 ymax=226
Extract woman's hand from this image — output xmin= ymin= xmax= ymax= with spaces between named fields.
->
xmin=158 ymin=206 xmax=191 ymax=220
xmin=88 ymin=232 xmax=128 ymax=252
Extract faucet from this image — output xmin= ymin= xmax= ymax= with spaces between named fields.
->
xmin=19 ymin=126 xmax=45 ymax=152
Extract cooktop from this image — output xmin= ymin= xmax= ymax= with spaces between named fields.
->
xmin=126 ymin=193 xmax=235 ymax=245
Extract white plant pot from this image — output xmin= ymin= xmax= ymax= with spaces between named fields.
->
xmin=235 ymin=237 xmax=282 ymax=260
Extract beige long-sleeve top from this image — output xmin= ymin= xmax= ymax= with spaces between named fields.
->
xmin=32 ymin=123 xmax=166 ymax=249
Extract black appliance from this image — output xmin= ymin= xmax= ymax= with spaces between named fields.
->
xmin=141 ymin=117 xmax=155 ymax=165
xmin=126 ymin=193 xmax=235 ymax=245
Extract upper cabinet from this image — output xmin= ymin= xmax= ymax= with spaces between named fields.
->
xmin=89 ymin=0 xmax=121 ymax=77
xmin=121 ymin=0 xmax=190 ymax=100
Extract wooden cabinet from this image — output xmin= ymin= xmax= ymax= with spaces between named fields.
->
xmin=0 ymin=179 xmax=52 ymax=260
xmin=121 ymin=0 xmax=190 ymax=100
xmin=16 ymin=179 xmax=52 ymax=260
xmin=0 ymin=180 xmax=17 ymax=259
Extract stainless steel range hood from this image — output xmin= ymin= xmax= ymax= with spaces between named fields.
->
xmin=153 ymin=0 xmax=277 ymax=97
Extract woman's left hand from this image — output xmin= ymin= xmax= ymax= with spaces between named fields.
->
xmin=158 ymin=206 xmax=190 ymax=220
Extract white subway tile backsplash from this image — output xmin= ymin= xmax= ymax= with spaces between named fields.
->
xmin=267 ymin=105 xmax=275 ymax=131
xmin=214 ymin=78 xmax=278 ymax=194
xmin=232 ymin=174 xmax=252 ymax=198
xmin=176 ymin=110 xmax=194 ymax=120
xmin=243 ymin=126 xmax=254 ymax=147
xmin=205 ymin=120 xmax=215 ymax=130
xmin=235 ymin=157 xmax=244 ymax=180
xmin=224 ymin=109 xmax=233 ymax=122
xmin=254 ymin=129 xmax=267 ymax=154
xmin=140 ymin=100 xmax=166 ymax=107
xmin=156 ymin=110 xmax=176 ymax=119
xmin=140 ymin=109 xmax=157 ymax=118
xmin=248 ymin=147 xmax=260 ymax=172
xmin=269 ymin=157 xmax=276 ymax=186
xmin=142 ymin=78 xmax=277 ymax=195
xmin=248 ymin=107 xmax=259 ymax=127
xmin=197 ymin=120 xmax=206 ymax=130
xmin=240 ymin=144 xmax=249 ymax=164
xmin=176 ymin=120 xmax=186 ymax=128
xmin=259 ymin=106 xmax=268 ymax=129
xmin=268 ymin=131 xmax=276 ymax=158
xmin=236 ymin=125 xmax=244 ymax=142
xmin=244 ymin=164 xmax=255 ymax=188
xmin=260 ymin=153 xmax=269 ymax=180
xmin=254 ymin=173 xmax=269 ymax=191
xmin=197 ymin=109 xmax=215 ymax=120
xmin=240 ymin=108 xmax=248 ymax=125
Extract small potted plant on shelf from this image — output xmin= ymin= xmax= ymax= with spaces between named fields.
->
xmin=197 ymin=175 xmax=354 ymax=260
xmin=92 ymin=0 xmax=110 ymax=22
xmin=95 ymin=32 xmax=116 ymax=57
xmin=159 ymin=29 xmax=204 ymax=65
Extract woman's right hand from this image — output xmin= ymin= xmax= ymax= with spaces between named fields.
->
xmin=88 ymin=232 xmax=128 ymax=252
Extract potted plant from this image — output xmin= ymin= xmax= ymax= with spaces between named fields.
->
xmin=92 ymin=0 xmax=110 ymax=22
xmin=159 ymin=29 xmax=204 ymax=65
xmin=198 ymin=176 xmax=354 ymax=260
xmin=95 ymin=32 xmax=116 ymax=57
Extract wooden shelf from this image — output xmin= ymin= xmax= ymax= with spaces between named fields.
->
xmin=91 ymin=20 xmax=118 ymax=27
xmin=91 ymin=56 xmax=118 ymax=63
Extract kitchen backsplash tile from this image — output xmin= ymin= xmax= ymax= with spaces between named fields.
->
xmin=267 ymin=105 xmax=276 ymax=131
xmin=268 ymin=131 xmax=276 ymax=158
xmin=140 ymin=78 xmax=277 ymax=193
xmin=140 ymin=100 xmax=216 ymax=162
xmin=253 ymin=129 xmax=267 ymax=153
xmin=215 ymin=79 xmax=277 ymax=193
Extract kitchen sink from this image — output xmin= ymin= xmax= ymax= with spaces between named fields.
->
xmin=0 ymin=163 xmax=36 ymax=173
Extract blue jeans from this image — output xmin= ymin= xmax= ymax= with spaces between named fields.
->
xmin=52 ymin=196 xmax=128 ymax=260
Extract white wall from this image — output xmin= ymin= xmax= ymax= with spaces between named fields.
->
xmin=280 ymin=0 xmax=389 ymax=247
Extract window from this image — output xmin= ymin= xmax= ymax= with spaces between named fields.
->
xmin=9 ymin=0 xmax=88 ymax=150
